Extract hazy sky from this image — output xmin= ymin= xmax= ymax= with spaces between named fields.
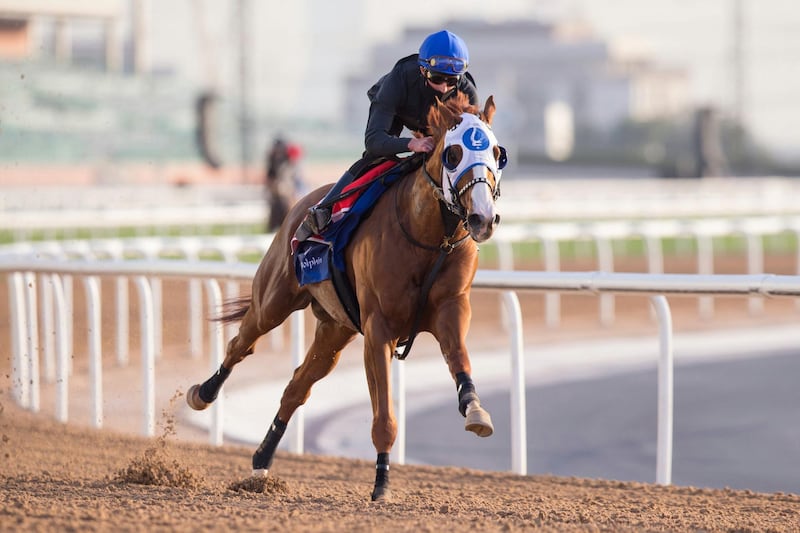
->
xmin=139 ymin=0 xmax=799 ymax=158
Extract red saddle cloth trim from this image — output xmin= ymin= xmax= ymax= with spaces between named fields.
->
xmin=331 ymin=160 xmax=398 ymax=217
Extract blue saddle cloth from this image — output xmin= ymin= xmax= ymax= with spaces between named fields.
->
xmin=293 ymin=159 xmax=405 ymax=287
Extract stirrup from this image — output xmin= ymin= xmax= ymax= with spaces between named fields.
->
xmin=293 ymin=219 xmax=315 ymax=242
xmin=307 ymin=206 xmax=331 ymax=234
xmin=293 ymin=207 xmax=331 ymax=242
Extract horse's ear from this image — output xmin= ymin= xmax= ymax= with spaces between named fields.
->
xmin=482 ymin=95 xmax=496 ymax=126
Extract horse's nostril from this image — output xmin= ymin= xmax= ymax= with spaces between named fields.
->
xmin=494 ymin=214 xmax=500 ymax=225
xmin=467 ymin=214 xmax=482 ymax=228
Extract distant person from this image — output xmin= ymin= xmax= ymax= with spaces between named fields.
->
xmin=265 ymin=137 xmax=306 ymax=232
xmin=693 ymin=106 xmax=728 ymax=178
xmin=295 ymin=29 xmax=478 ymax=240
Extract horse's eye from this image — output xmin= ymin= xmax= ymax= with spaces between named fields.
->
xmin=441 ymin=145 xmax=462 ymax=171
xmin=496 ymin=146 xmax=508 ymax=170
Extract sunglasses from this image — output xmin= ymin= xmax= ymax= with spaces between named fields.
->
xmin=425 ymin=70 xmax=460 ymax=87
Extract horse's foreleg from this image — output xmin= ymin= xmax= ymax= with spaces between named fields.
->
xmin=362 ymin=318 xmax=397 ymax=502
xmin=433 ymin=297 xmax=494 ymax=438
xmin=456 ymin=371 xmax=493 ymax=437
xmin=252 ymin=316 xmax=356 ymax=475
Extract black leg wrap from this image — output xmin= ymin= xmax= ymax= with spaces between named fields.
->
xmin=198 ymin=364 xmax=231 ymax=404
xmin=371 ymin=452 xmax=390 ymax=501
xmin=456 ymin=371 xmax=477 ymax=418
xmin=252 ymin=415 xmax=288 ymax=470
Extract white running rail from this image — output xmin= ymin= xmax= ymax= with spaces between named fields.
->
xmin=5 ymin=213 xmax=800 ymax=330
xmin=4 ymin=257 xmax=800 ymax=486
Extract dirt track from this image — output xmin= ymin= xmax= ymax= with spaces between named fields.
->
xmin=2 ymin=402 xmax=799 ymax=532
xmin=2 ymin=253 xmax=800 ymax=531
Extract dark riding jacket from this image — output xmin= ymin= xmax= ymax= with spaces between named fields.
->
xmin=364 ymin=54 xmax=478 ymax=158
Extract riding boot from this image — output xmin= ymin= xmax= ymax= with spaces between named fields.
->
xmin=294 ymin=170 xmax=356 ymax=241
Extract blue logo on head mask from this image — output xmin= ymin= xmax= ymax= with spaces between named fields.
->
xmin=462 ymin=127 xmax=489 ymax=151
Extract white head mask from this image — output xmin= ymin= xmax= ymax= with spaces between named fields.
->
xmin=440 ymin=112 xmax=506 ymax=207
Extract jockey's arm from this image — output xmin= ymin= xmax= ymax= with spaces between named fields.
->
xmin=364 ymin=102 xmax=414 ymax=156
xmin=364 ymin=65 xmax=417 ymax=157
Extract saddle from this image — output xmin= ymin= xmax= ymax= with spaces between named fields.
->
xmin=291 ymin=155 xmax=423 ymax=331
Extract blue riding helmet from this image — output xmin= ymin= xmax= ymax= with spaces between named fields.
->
xmin=418 ymin=30 xmax=469 ymax=76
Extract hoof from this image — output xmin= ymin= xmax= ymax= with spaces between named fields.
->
xmin=186 ymin=384 xmax=210 ymax=411
xmin=251 ymin=468 xmax=269 ymax=478
xmin=465 ymin=404 xmax=494 ymax=437
xmin=371 ymin=486 xmax=391 ymax=502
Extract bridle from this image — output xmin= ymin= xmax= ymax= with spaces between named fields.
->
xmin=395 ymin=156 xmax=471 ymax=253
xmin=434 ymin=112 xmax=506 ymax=220
xmin=400 ymin=110 xmax=507 ymax=245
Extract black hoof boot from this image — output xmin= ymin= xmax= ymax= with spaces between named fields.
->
xmin=457 ymin=371 xmax=494 ymax=437
xmin=187 ymin=365 xmax=231 ymax=410
xmin=371 ymin=452 xmax=391 ymax=502
xmin=251 ymin=416 xmax=287 ymax=476
xmin=371 ymin=484 xmax=391 ymax=502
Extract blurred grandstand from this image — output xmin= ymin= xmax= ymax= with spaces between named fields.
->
xmin=348 ymin=18 xmax=796 ymax=178
xmin=0 ymin=1 xmax=231 ymax=182
xmin=0 ymin=62 xmax=204 ymax=164
xmin=1 ymin=1 xmax=796 ymax=186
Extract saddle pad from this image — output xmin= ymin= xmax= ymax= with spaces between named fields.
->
xmin=292 ymin=155 xmax=423 ymax=331
xmin=329 ymin=160 xmax=397 ymax=226
xmin=292 ymin=159 xmax=400 ymax=287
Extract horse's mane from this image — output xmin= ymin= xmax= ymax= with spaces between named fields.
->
xmin=425 ymin=92 xmax=484 ymax=171
xmin=427 ymin=92 xmax=479 ymax=137
xmin=443 ymin=91 xmax=479 ymax=116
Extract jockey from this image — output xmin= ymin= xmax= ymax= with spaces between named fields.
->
xmin=296 ymin=29 xmax=478 ymax=240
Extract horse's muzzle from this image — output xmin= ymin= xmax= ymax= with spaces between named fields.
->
xmin=467 ymin=213 xmax=499 ymax=243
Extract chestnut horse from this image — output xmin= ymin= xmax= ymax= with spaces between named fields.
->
xmin=187 ymin=93 xmax=507 ymax=501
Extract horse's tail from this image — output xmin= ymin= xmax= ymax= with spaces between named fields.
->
xmin=211 ymin=295 xmax=251 ymax=324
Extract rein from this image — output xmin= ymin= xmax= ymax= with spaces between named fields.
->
xmin=393 ymin=154 xmax=470 ymax=360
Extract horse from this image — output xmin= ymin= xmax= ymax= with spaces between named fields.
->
xmin=187 ymin=92 xmax=507 ymax=501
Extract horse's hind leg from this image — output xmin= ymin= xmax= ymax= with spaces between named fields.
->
xmin=187 ymin=276 xmax=307 ymax=411
xmin=252 ymin=307 xmax=356 ymax=476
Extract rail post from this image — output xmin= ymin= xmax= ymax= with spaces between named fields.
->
xmin=204 ymin=279 xmax=225 ymax=446
xmin=650 ymin=295 xmax=673 ymax=485
xmin=134 ymin=276 xmax=156 ymax=437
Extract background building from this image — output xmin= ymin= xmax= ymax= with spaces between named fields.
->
xmin=345 ymin=19 xmax=689 ymax=160
xmin=1 ymin=0 xmax=798 ymax=180
xmin=0 ymin=0 xmax=124 ymax=69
